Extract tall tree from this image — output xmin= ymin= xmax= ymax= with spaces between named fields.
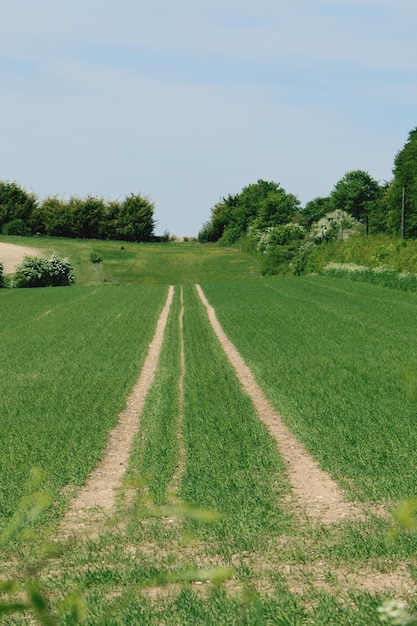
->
xmin=254 ymin=189 xmax=300 ymax=230
xmin=199 ymin=180 xmax=300 ymax=243
xmin=386 ymin=127 xmax=417 ymax=238
xmin=117 ymin=193 xmax=155 ymax=242
xmin=41 ymin=197 xmax=74 ymax=237
xmin=69 ymin=195 xmax=105 ymax=239
xmin=0 ymin=181 xmax=38 ymax=232
xmin=331 ymin=170 xmax=381 ymax=234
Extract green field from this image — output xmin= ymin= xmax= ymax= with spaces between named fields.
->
xmin=1 ymin=236 xmax=417 ymax=625
xmin=0 ymin=235 xmax=260 ymax=285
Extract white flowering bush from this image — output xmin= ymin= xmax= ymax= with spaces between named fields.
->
xmin=310 ymin=210 xmax=359 ymax=243
xmin=14 ymin=253 xmax=75 ymax=288
xmin=248 ymin=223 xmax=305 ymax=255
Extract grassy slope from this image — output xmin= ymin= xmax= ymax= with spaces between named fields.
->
xmin=0 ymin=235 xmax=260 ymax=285
xmin=305 ymin=232 xmax=417 ymax=275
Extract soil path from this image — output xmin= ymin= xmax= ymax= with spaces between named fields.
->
xmin=0 ymin=242 xmax=42 ymax=274
xmin=195 ymin=284 xmax=364 ymax=524
xmin=61 ymin=286 xmax=174 ymax=536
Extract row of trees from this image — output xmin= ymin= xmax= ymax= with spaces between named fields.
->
xmin=199 ymin=127 xmax=417 ymax=243
xmin=0 ymin=186 xmax=156 ymax=242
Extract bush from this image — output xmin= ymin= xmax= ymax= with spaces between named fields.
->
xmin=2 ymin=218 xmax=31 ymax=236
xmin=0 ymin=262 xmax=4 ymax=288
xmin=14 ymin=253 xmax=75 ymax=288
xmin=89 ymin=251 xmax=102 ymax=264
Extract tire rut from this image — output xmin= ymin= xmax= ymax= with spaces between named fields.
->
xmin=61 ymin=285 xmax=174 ymax=537
xmin=195 ymin=284 xmax=365 ymax=524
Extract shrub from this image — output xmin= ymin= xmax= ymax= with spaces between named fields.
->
xmin=89 ymin=251 xmax=102 ymax=264
xmin=2 ymin=218 xmax=31 ymax=236
xmin=14 ymin=253 xmax=75 ymax=288
xmin=309 ymin=210 xmax=359 ymax=243
xmin=0 ymin=261 xmax=4 ymax=288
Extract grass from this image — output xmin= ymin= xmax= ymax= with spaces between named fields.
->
xmin=0 ymin=284 xmax=167 ymax=524
xmin=201 ymin=276 xmax=417 ymax=503
xmin=179 ymin=284 xmax=291 ymax=553
xmin=0 ymin=235 xmax=260 ymax=285
xmin=2 ymin=238 xmax=417 ymax=624
xmin=305 ymin=232 xmax=417 ymax=276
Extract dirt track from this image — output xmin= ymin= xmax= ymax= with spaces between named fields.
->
xmin=62 ymin=283 xmax=368 ymax=536
xmin=195 ymin=284 xmax=365 ymax=524
xmin=61 ymin=286 xmax=174 ymax=537
xmin=0 ymin=242 xmax=42 ymax=274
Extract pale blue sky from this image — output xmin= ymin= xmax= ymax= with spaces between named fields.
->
xmin=1 ymin=0 xmax=416 ymax=236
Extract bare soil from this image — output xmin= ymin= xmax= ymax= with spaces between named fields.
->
xmin=0 ymin=242 xmax=42 ymax=274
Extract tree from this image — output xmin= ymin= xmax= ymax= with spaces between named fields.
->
xmin=254 ymin=189 xmax=300 ymax=230
xmin=300 ymin=196 xmax=334 ymax=228
xmin=41 ymin=197 xmax=74 ymax=237
xmin=69 ymin=195 xmax=105 ymax=239
xmin=386 ymin=127 xmax=417 ymax=238
xmin=117 ymin=193 xmax=155 ymax=242
xmin=331 ymin=170 xmax=381 ymax=234
xmin=0 ymin=181 xmax=38 ymax=232
xmin=199 ymin=180 xmax=301 ymax=244
xmin=198 ymin=195 xmax=238 ymax=243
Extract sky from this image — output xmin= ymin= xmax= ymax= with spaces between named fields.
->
xmin=1 ymin=1 xmax=416 ymax=237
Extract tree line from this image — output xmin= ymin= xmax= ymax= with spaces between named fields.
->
xmin=0 ymin=188 xmax=156 ymax=242
xmin=198 ymin=126 xmax=417 ymax=243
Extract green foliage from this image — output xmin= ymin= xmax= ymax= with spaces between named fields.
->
xmin=297 ymin=233 xmax=417 ymax=277
xmin=253 ymin=189 xmax=301 ymax=231
xmin=0 ymin=180 xmax=38 ymax=233
xmin=246 ymin=223 xmax=306 ymax=276
xmin=309 ymin=209 xmax=360 ymax=243
xmin=387 ymin=127 xmax=417 ymax=238
xmin=331 ymin=170 xmax=381 ymax=231
xmin=249 ymin=223 xmax=305 ymax=254
xmin=2 ymin=218 xmax=32 ymax=236
xmin=199 ymin=180 xmax=300 ymax=244
xmin=14 ymin=253 xmax=76 ymax=288
xmin=116 ymin=193 xmax=156 ymax=242
xmin=40 ymin=193 xmax=155 ymax=242
xmin=89 ymin=251 xmax=102 ymax=264
xmin=0 ymin=469 xmax=86 ymax=625
xmin=41 ymin=196 xmax=74 ymax=237
xmin=322 ymin=262 xmax=417 ymax=292
xmin=0 ymin=180 xmax=156 ymax=242
xmin=198 ymin=194 xmax=239 ymax=243
xmin=300 ymin=196 xmax=334 ymax=228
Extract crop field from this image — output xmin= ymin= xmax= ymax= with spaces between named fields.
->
xmin=0 ymin=284 xmax=167 ymax=520
xmin=201 ymin=276 xmax=417 ymax=502
xmin=1 ymin=238 xmax=417 ymax=625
